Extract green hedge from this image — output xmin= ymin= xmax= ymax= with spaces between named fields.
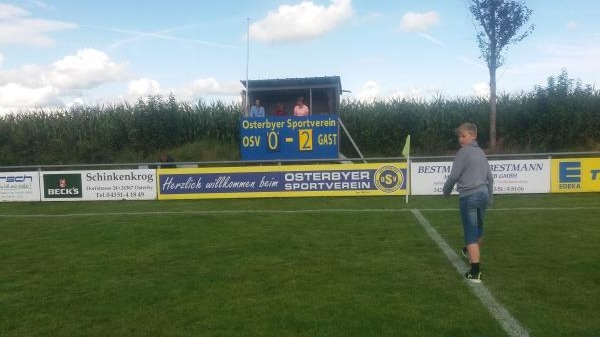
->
xmin=1 ymin=73 xmax=599 ymax=166
xmin=0 ymin=96 xmax=242 ymax=166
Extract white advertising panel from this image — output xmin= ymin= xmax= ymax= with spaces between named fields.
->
xmin=41 ymin=169 xmax=156 ymax=201
xmin=411 ymin=159 xmax=551 ymax=195
xmin=410 ymin=162 xmax=453 ymax=196
xmin=0 ymin=171 xmax=41 ymax=202
xmin=490 ymin=160 xmax=551 ymax=194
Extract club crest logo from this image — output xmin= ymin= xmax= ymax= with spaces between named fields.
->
xmin=374 ymin=165 xmax=404 ymax=193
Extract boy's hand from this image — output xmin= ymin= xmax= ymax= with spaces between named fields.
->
xmin=442 ymin=186 xmax=452 ymax=197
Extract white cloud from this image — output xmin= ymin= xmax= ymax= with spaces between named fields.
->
xmin=0 ymin=3 xmax=29 ymax=19
xmin=0 ymin=83 xmax=59 ymax=110
xmin=126 ymin=77 xmax=243 ymax=101
xmin=65 ymin=97 xmax=85 ymax=109
xmin=0 ymin=64 xmax=45 ymax=88
xmin=48 ymin=48 xmax=128 ymax=89
xmin=188 ymin=77 xmax=222 ymax=93
xmin=0 ymin=49 xmax=128 ymax=112
xmin=178 ymin=78 xmax=243 ymax=100
xmin=472 ymin=82 xmax=490 ymax=97
xmin=355 ymin=81 xmax=379 ymax=101
xmin=400 ymin=11 xmax=440 ymax=33
xmin=0 ymin=53 xmax=3 ymax=67
xmin=0 ymin=49 xmax=128 ymax=91
xmin=389 ymin=87 xmax=441 ymax=100
xmin=189 ymin=77 xmax=241 ymax=95
xmin=0 ymin=3 xmax=76 ymax=46
xmin=355 ymin=81 xmax=443 ymax=101
xmin=128 ymin=78 xmax=162 ymax=97
xmin=249 ymin=0 xmax=353 ymax=43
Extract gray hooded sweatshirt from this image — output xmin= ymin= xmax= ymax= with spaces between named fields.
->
xmin=443 ymin=141 xmax=494 ymax=200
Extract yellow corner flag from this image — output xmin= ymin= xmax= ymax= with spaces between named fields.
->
xmin=402 ymin=135 xmax=411 ymax=157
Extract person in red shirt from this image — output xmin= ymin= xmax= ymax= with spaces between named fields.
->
xmin=274 ymin=103 xmax=286 ymax=116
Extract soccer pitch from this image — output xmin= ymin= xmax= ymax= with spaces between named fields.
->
xmin=1 ymin=194 xmax=599 ymax=336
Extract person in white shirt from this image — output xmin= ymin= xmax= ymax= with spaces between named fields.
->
xmin=249 ymin=99 xmax=265 ymax=117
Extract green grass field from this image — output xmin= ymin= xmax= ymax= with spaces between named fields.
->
xmin=1 ymin=194 xmax=599 ymax=336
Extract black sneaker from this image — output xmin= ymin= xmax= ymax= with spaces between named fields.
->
xmin=461 ymin=246 xmax=469 ymax=259
xmin=465 ymin=271 xmax=482 ymax=283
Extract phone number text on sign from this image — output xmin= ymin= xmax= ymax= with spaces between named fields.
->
xmin=84 ymin=170 xmax=156 ymax=200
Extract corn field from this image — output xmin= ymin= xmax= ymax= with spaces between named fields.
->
xmin=0 ymin=96 xmax=242 ymax=166
xmin=1 ymin=74 xmax=599 ymax=166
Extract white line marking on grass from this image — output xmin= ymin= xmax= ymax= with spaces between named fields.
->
xmin=1 ymin=206 xmax=599 ymax=218
xmin=411 ymin=209 xmax=529 ymax=337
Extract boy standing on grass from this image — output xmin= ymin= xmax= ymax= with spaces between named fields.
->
xmin=443 ymin=123 xmax=494 ymax=283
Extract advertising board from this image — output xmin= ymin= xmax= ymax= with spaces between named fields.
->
xmin=158 ymin=163 xmax=406 ymax=200
xmin=41 ymin=169 xmax=156 ymax=201
xmin=551 ymin=158 xmax=600 ymax=193
xmin=411 ymin=159 xmax=551 ymax=195
xmin=0 ymin=171 xmax=41 ymax=202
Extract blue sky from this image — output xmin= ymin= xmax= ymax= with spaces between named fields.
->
xmin=1 ymin=0 xmax=598 ymax=113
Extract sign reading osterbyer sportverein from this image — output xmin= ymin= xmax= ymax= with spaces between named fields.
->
xmin=240 ymin=116 xmax=339 ymax=161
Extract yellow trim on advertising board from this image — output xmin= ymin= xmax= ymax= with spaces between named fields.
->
xmin=159 ymin=163 xmax=405 ymax=174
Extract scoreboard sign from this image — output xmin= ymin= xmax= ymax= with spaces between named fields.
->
xmin=240 ymin=116 xmax=339 ymax=161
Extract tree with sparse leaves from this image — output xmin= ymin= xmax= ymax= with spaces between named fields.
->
xmin=468 ymin=0 xmax=534 ymax=150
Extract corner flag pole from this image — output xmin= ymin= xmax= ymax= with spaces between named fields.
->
xmin=402 ymin=135 xmax=411 ymax=204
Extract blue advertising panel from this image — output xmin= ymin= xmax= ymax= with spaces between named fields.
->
xmin=240 ymin=115 xmax=339 ymax=160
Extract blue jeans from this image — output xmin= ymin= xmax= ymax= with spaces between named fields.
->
xmin=459 ymin=191 xmax=489 ymax=245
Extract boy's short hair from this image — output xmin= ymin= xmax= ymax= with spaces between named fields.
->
xmin=456 ymin=122 xmax=477 ymax=137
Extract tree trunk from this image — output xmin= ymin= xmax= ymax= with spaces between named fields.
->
xmin=489 ymin=65 xmax=497 ymax=151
